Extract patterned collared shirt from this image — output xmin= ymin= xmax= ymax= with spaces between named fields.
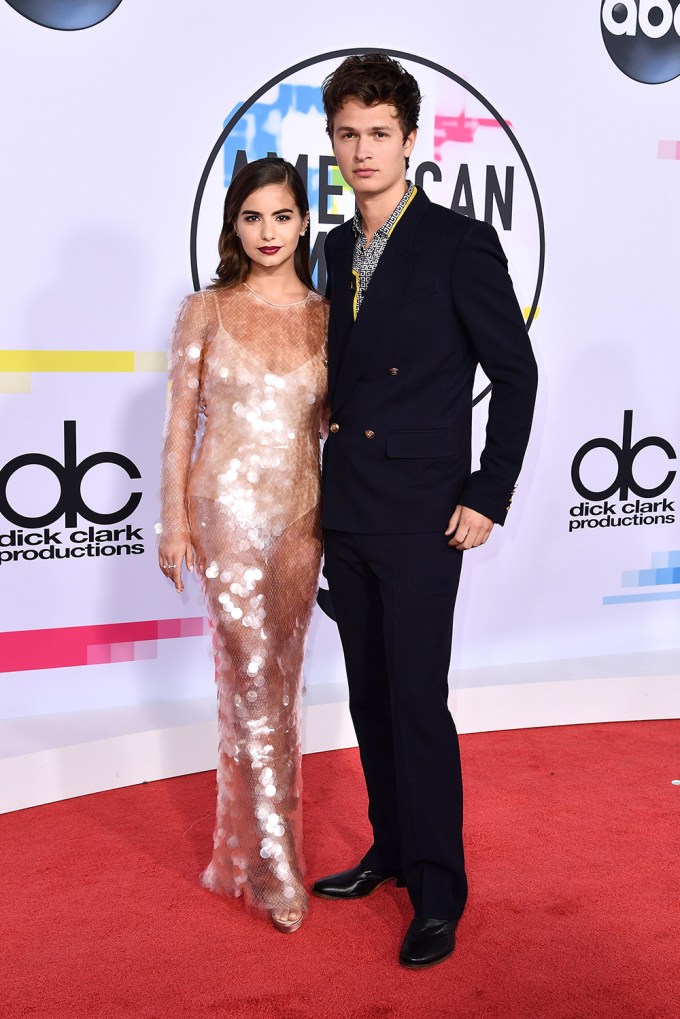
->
xmin=351 ymin=181 xmax=417 ymax=318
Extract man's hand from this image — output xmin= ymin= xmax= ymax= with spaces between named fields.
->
xmin=445 ymin=505 xmax=494 ymax=550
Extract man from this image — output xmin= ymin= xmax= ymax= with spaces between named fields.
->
xmin=313 ymin=54 xmax=538 ymax=968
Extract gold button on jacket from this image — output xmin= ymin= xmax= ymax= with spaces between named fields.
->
xmin=388 ymin=367 xmax=399 ymax=376
xmin=364 ymin=429 xmax=375 ymax=439
xmin=329 ymin=422 xmax=340 ymax=433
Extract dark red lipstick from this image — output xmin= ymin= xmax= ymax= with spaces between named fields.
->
xmin=258 ymin=246 xmax=281 ymax=254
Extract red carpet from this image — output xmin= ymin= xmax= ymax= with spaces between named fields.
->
xmin=1 ymin=720 xmax=679 ymax=1018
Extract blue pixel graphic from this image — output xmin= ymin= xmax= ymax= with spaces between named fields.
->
xmin=604 ymin=550 xmax=680 ymax=605
xmin=223 ymin=85 xmax=330 ymax=213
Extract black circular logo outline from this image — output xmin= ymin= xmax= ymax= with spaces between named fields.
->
xmin=4 ymin=0 xmax=123 ymax=31
xmin=189 ymin=46 xmax=545 ymax=408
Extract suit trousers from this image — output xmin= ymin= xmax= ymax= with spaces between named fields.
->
xmin=323 ymin=529 xmax=468 ymax=921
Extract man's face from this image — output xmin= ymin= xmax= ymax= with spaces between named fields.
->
xmin=331 ymin=99 xmax=416 ymax=202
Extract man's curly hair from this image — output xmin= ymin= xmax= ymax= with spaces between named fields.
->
xmin=321 ymin=53 xmax=422 ymax=140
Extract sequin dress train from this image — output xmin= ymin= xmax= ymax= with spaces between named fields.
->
xmin=159 ymin=285 xmax=328 ymax=914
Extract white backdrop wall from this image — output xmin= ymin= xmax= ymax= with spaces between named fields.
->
xmin=1 ymin=1 xmax=678 ymax=812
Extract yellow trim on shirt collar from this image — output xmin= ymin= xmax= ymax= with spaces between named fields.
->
xmin=351 ymin=268 xmax=360 ymax=321
xmin=387 ymin=185 xmax=417 ymax=238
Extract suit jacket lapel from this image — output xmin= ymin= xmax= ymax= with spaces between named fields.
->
xmin=327 ymin=224 xmax=355 ymax=404
xmin=330 ymin=188 xmax=430 ymax=415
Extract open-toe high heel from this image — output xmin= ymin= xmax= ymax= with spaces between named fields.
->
xmin=270 ymin=908 xmax=304 ymax=933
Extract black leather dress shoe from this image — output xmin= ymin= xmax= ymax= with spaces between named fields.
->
xmin=312 ymin=864 xmax=396 ymax=899
xmin=399 ymin=917 xmax=457 ymax=969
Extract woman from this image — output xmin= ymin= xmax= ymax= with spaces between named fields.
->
xmin=157 ymin=158 xmax=327 ymax=933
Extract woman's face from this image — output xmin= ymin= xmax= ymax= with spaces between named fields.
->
xmin=234 ymin=183 xmax=309 ymax=273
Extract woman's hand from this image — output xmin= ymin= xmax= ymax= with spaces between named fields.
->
xmin=157 ymin=533 xmax=194 ymax=593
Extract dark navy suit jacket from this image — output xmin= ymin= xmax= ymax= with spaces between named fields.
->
xmin=321 ymin=187 xmax=538 ymax=533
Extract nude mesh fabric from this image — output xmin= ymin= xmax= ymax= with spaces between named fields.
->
xmin=159 ymin=284 xmax=328 ymax=913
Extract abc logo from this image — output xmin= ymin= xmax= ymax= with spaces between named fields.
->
xmin=5 ymin=1 xmax=122 ymax=31
xmin=601 ymin=1 xmax=680 ymax=82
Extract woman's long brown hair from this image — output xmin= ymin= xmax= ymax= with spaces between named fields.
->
xmin=211 ymin=157 xmax=315 ymax=291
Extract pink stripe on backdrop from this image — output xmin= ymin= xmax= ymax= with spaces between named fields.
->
xmin=0 ymin=619 xmax=209 ymax=673
xmin=657 ymin=140 xmax=680 ymax=160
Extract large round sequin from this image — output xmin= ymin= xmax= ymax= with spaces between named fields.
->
xmin=159 ymin=285 xmax=328 ymax=914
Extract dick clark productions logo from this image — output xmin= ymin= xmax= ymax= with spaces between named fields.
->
xmin=601 ymin=1 xmax=680 ymax=82
xmin=0 ymin=421 xmax=145 ymax=565
xmin=569 ymin=410 xmax=677 ymax=532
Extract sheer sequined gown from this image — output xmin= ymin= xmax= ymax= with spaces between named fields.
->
xmin=159 ymin=285 xmax=328 ymax=915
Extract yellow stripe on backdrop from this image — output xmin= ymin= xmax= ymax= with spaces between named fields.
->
xmin=0 ymin=351 xmax=133 ymax=372
xmin=0 ymin=350 xmax=167 ymax=375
